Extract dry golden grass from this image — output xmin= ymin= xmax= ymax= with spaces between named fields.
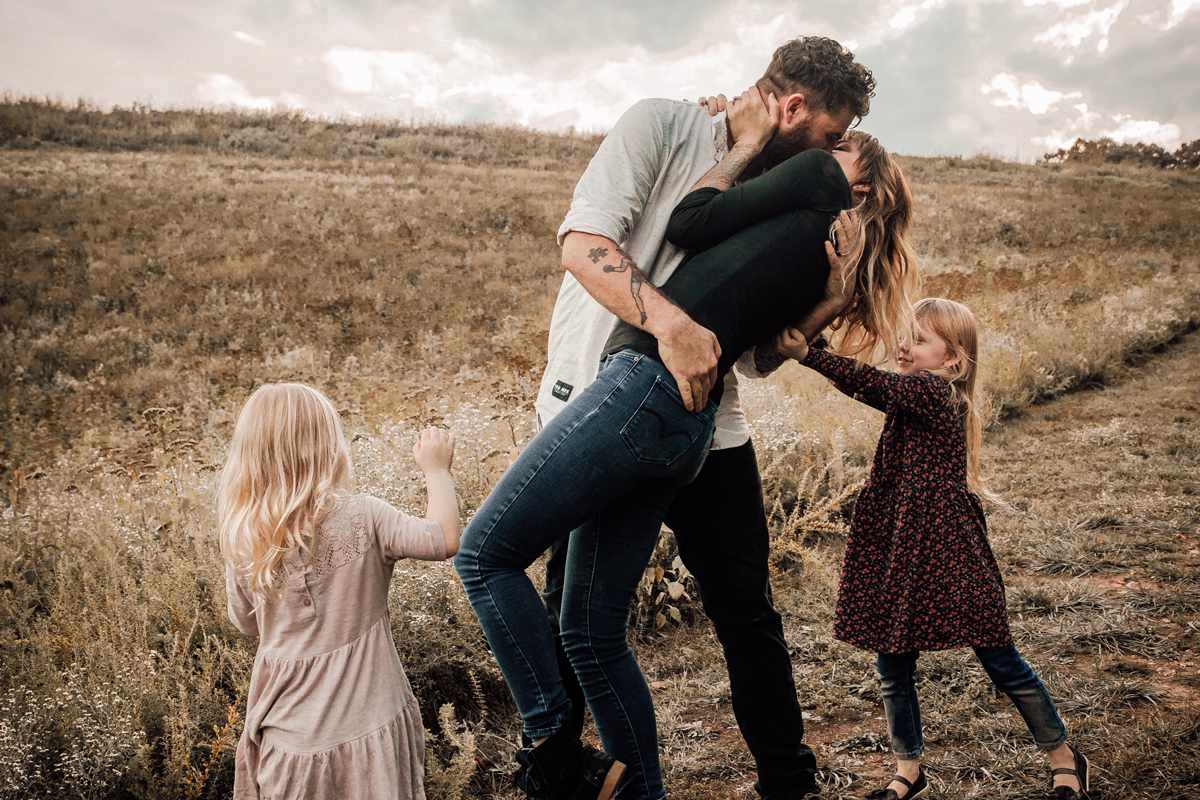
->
xmin=2 ymin=100 xmax=1199 ymax=798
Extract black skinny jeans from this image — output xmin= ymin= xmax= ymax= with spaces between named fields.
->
xmin=542 ymin=440 xmax=817 ymax=798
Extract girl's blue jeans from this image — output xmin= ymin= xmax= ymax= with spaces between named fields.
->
xmin=877 ymin=646 xmax=1069 ymax=760
xmin=454 ymin=350 xmax=716 ymax=800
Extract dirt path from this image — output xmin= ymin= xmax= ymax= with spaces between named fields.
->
xmin=631 ymin=328 xmax=1200 ymax=800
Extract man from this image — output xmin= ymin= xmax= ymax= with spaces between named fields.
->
xmin=537 ymin=37 xmax=875 ymax=799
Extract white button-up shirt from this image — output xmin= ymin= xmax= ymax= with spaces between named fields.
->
xmin=538 ymin=97 xmax=767 ymax=450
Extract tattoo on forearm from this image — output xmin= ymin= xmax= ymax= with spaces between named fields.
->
xmin=601 ymin=247 xmax=650 ymax=325
xmin=626 ymin=270 xmax=648 ymax=325
xmin=691 ymin=142 xmax=757 ymax=193
xmin=711 ymin=155 xmax=747 ymax=188
xmin=587 ymin=246 xmax=608 ymax=263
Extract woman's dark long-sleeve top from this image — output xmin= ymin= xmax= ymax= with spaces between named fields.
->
xmin=602 ymin=149 xmax=852 ymax=403
xmin=800 ymin=346 xmax=1012 ymax=653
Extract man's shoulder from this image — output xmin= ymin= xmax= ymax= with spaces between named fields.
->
xmin=614 ymin=97 xmax=712 ymax=137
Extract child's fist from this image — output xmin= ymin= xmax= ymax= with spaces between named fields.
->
xmin=773 ymin=327 xmax=809 ymax=362
xmin=413 ymin=428 xmax=455 ymax=474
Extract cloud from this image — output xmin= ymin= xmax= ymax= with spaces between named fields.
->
xmin=1009 ymin=15 xmax=1200 ymax=124
xmin=1021 ymin=0 xmax=1092 ymax=8
xmin=981 ymin=72 xmax=1082 ymax=114
xmin=888 ymin=0 xmax=949 ymax=30
xmin=1032 ymin=1 xmax=1126 ymax=53
xmin=855 ymin=1 xmax=1044 ymax=156
xmin=1168 ymin=0 xmax=1200 ymax=27
xmin=312 ymin=12 xmax=865 ymax=131
xmin=447 ymin=0 xmax=736 ymax=59
xmin=1032 ymin=102 xmax=1184 ymax=151
xmin=197 ymin=73 xmax=304 ymax=111
xmin=232 ymin=30 xmax=266 ymax=47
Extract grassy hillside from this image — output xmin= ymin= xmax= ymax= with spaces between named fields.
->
xmin=1 ymin=100 xmax=1199 ymax=799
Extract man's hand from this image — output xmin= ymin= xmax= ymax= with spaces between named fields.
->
xmin=561 ymin=231 xmax=719 ymax=411
xmin=823 ymin=209 xmax=860 ymax=314
xmin=772 ymin=327 xmax=809 ymax=362
xmin=725 ymin=87 xmax=778 ymax=152
xmin=657 ymin=314 xmax=721 ymax=412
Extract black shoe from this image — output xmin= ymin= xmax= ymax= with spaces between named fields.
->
xmin=514 ymin=728 xmax=626 ymax=800
xmin=1051 ymin=744 xmax=1090 ymax=799
xmin=864 ymin=767 xmax=929 ymax=800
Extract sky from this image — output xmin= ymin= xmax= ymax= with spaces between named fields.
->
xmin=1 ymin=0 xmax=1197 ymax=160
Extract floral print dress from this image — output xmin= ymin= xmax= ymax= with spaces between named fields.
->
xmin=802 ymin=347 xmax=1013 ymax=654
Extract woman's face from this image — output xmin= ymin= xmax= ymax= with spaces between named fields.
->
xmin=832 ymin=138 xmax=870 ymax=202
xmin=832 ymin=138 xmax=862 ymax=187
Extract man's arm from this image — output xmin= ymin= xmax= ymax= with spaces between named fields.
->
xmin=561 ymin=231 xmax=720 ymax=411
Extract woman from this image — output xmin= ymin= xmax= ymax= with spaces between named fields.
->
xmin=454 ymin=95 xmax=919 ymax=800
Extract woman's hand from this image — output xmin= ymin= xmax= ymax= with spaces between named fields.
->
xmin=682 ymin=87 xmax=777 ymax=195
xmin=696 ymin=95 xmax=726 ymax=116
xmin=773 ymin=327 xmax=809 ymax=362
xmin=726 ymin=87 xmax=778 ymax=153
xmin=823 ymin=209 xmax=860 ymax=313
xmin=413 ymin=427 xmax=455 ymax=475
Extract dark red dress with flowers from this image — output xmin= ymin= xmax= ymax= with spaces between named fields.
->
xmin=802 ymin=347 xmax=1013 ymax=654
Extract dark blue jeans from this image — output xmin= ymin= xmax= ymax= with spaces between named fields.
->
xmin=543 ymin=441 xmax=820 ymax=798
xmin=877 ymin=646 xmax=1069 ymax=760
xmin=454 ymin=351 xmax=716 ymax=800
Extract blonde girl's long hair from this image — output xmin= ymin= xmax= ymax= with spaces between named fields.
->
xmin=830 ymin=130 xmax=921 ymax=363
xmin=217 ymin=383 xmax=353 ymax=602
xmin=913 ymin=298 xmax=1001 ymax=503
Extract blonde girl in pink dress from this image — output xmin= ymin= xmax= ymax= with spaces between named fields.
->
xmin=218 ymin=383 xmax=460 ymax=800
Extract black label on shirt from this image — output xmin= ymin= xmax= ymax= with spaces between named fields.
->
xmin=551 ymin=380 xmax=573 ymax=402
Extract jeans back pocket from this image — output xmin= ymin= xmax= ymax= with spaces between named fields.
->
xmin=619 ymin=377 xmax=708 ymax=466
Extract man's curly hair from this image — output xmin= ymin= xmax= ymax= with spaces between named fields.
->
xmin=759 ymin=36 xmax=876 ymax=120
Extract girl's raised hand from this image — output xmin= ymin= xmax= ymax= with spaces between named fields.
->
xmin=413 ymin=428 xmax=455 ymax=474
xmin=726 ymin=86 xmax=778 ymax=152
xmin=773 ymin=327 xmax=809 ymax=362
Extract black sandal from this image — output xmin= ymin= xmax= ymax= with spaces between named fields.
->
xmin=864 ymin=767 xmax=929 ymax=800
xmin=1051 ymin=744 xmax=1090 ymax=799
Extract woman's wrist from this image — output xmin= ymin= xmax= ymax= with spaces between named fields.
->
xmin=753 ymin=347 xmax=788 ymax=373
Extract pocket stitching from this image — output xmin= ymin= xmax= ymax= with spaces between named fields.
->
xmin=619 ymin=377 xmax=704 ymax=466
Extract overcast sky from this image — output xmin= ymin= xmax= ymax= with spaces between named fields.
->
xmin=2 ymin=0 xmax=1197 ymax=159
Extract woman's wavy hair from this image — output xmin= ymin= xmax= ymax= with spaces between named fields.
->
xmin=830 ymin=130 xmax=921 ymax=364
xmin=913 ymin=298 xmax=1000 ymax=502
xmin=217 ymin=383 xmax=353 ymax=604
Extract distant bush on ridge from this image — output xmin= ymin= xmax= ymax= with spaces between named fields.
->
xmin=1044 ymin=136 xmax=1200 ymax=170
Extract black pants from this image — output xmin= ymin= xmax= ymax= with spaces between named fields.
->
xmin=542 ymin=440 xmax=817 ymax=798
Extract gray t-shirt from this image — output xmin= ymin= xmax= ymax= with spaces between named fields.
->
xmin=540 ymin=97 xmax=766 ymax=449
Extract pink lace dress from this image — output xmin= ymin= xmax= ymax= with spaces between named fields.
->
xmin=225 ymin=494 xmax=446 ymax=800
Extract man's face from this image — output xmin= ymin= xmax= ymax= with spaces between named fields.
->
xmin=760 ymin=101 xmax=857 ymax=168
xmin=800 ymin=106 xmax=858 ymax=153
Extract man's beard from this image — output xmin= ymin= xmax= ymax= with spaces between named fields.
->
xmin=759 ymin=116 xmax=815 ymax=171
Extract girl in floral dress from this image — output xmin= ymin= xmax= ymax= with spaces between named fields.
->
xmin=218 ymin=383 xmax=460 ymax=800
xmin=777 ymin=299 xmax=1090 ymax=800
